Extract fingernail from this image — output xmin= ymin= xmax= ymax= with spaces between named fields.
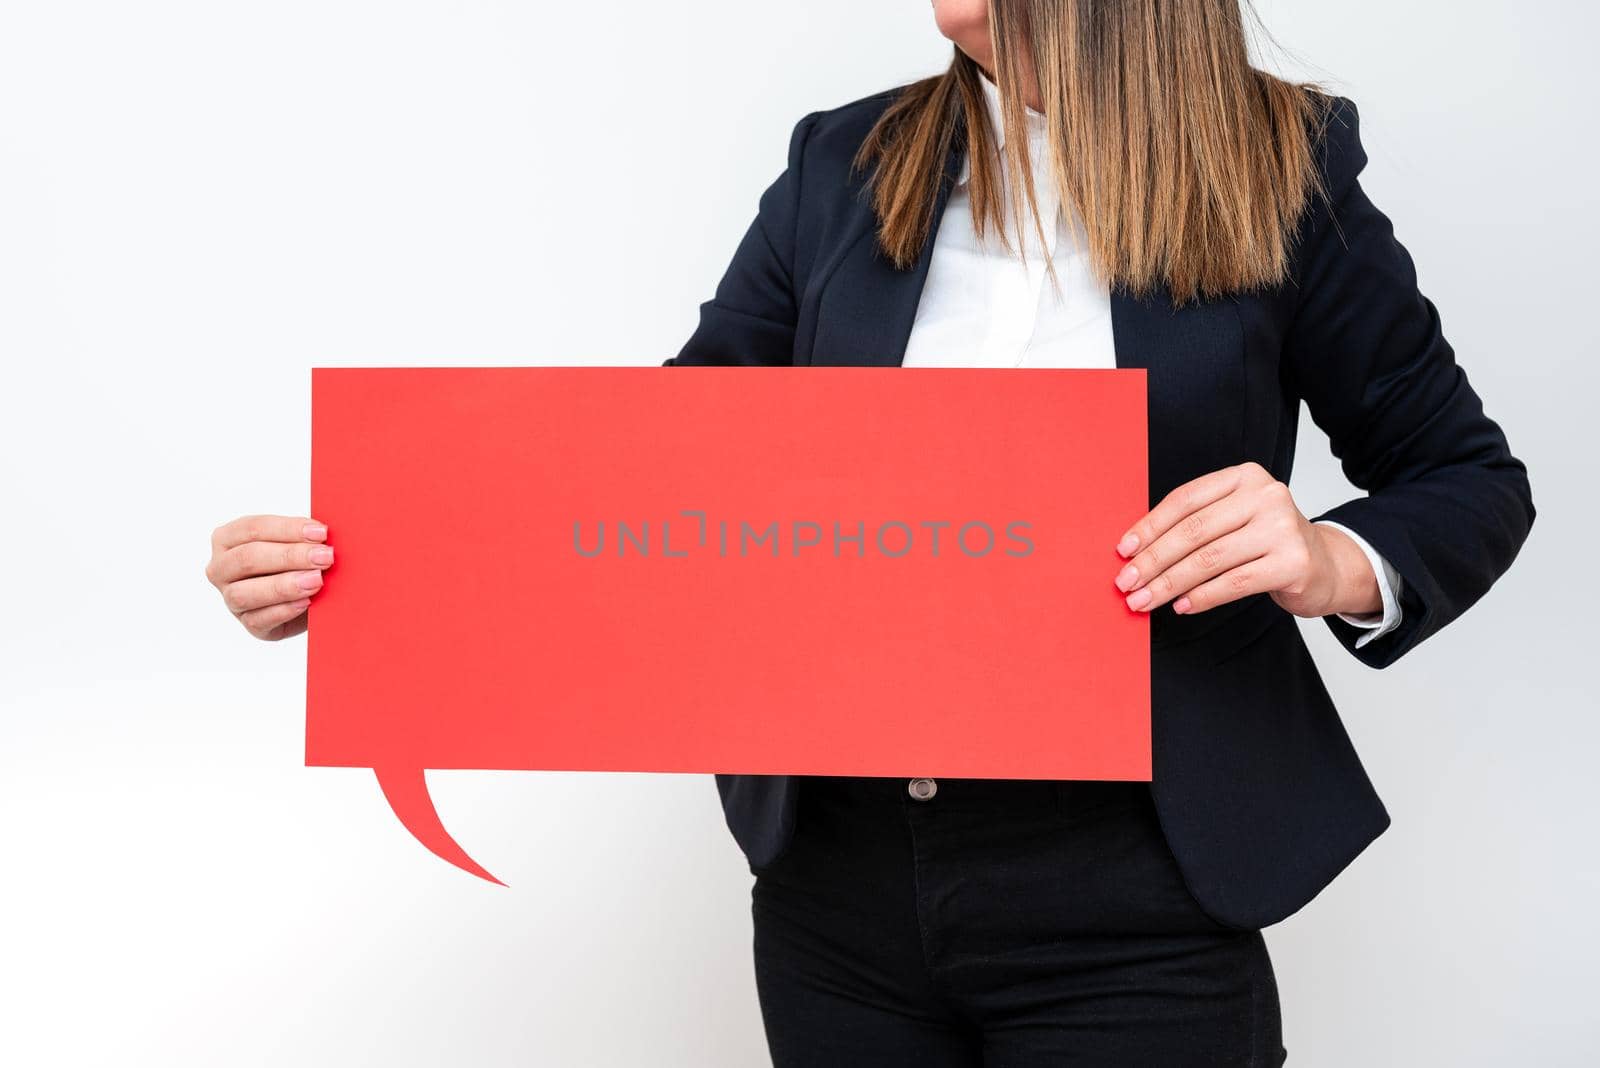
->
xmin=304 ymin=523 xmax=328 ymax=541
xmin=1114 ymin=564 xmax=1139 ymax=592
xmin=296 ymin=570 xmax=324 ymax=591
xmin=1126 ymin=588 xmax=1152 ymax=611
xmin=310 ymin=546 xmax=334 ymax=566
xmin=1173 ymin=596 xmax=1192 ymax=614
xmin=287 ymin=598 xmax=311 ymax=611
xmin=1116 ymin=533 xmax=1139 ymax=557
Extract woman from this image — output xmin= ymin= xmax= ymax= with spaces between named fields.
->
xmin=205 ymin=0 xmax=1534 ymax=1062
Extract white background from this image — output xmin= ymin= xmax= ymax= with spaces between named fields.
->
xmin=1 ymin=1 xmax=1594 ymax=1064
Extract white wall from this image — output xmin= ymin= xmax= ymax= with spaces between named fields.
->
xmin=1 ymin=2 xmax=1592 ymax=1064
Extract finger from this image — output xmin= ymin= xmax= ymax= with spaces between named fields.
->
xmin=213 ymin=515 xmax=327 ymax=552
xmin=1115 ymin=493 xmax=1256 ymax=596
xmin=219 ymin=569 xmax=325 ymax=616
xmin=1123 ymin=526 xmax=1265 ymax=613
xmin=208 ymin=540 xmax=334 ymax=587
xmin=1170 ymin=559 xmax=1284 ymax=615
xmin=240 ymin=597 xmax=312 ymax=640
xmin=1116 ymin=462 xmax=1269 ymax=559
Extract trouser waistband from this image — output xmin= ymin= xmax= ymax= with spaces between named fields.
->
xmin=797 ymin=774 xmax=1149 ymax=807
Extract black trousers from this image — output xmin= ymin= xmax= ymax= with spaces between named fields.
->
xmin=749 ymin=775 xmax=1286 ymax=1066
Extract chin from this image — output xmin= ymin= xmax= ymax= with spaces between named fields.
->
xmin=932 ymin=0 xmax=991 ymax=60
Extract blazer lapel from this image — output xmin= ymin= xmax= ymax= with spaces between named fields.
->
xmin=806 ymin=124 xmax=966 ymax=367
xmin=1111 ymin=286 xmax=1248 ymax=509
xmin=806 ymin=115 xmax=1176 ymax=391
xmin=1110 ymin=290 xmax=1164 ymax=502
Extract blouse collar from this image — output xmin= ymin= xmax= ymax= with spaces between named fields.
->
xmin=958 ymin=70 xmax=1050 ymax=187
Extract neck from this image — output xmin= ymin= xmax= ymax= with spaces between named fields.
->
xmin=976 ymin=61 xmax=1043 ymax=113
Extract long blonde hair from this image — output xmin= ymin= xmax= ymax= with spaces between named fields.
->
xmin=853 ymin=0 xmax=1333 ymax=304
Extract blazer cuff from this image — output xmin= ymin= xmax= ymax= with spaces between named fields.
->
xmin=1313 ymin=519 xmax=1405 ymax=648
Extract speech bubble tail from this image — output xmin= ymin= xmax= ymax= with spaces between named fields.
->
xmin=372 ymin=767 xmax=506 ymax=886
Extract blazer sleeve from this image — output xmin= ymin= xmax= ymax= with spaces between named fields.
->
xmin=664 ymin=111 xmax=821 ymax=367
xmin=1286 ymin=96 xmax=1536 ymax=669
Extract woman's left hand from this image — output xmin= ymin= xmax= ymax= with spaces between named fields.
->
xmin=1112 ymin=462 xmax=1383 ymax=619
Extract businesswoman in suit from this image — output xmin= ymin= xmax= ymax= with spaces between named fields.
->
xmin=206 ymin=0 xmax=1533 ymax=1062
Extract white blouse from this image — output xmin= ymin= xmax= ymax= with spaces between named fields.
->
xmin=901 ymin=71 xmax=1402 ymax=644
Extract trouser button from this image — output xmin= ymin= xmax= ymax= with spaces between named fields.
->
xmin=907 ymin=777 xmax=938 ymax=801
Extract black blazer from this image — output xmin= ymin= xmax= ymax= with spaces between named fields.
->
xmin=665 ymin=87 xmax=1535 ymax=928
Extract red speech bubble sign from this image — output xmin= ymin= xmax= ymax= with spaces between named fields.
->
xmin=308 ymin=367 xmax=1148 ymax=883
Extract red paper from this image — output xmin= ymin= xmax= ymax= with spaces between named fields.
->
xmin=308 ymin=367 xmax=1148 ymax=882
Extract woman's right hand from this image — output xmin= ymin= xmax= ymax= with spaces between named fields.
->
xmin=205 ymin=515 xmax=334 ymax=641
